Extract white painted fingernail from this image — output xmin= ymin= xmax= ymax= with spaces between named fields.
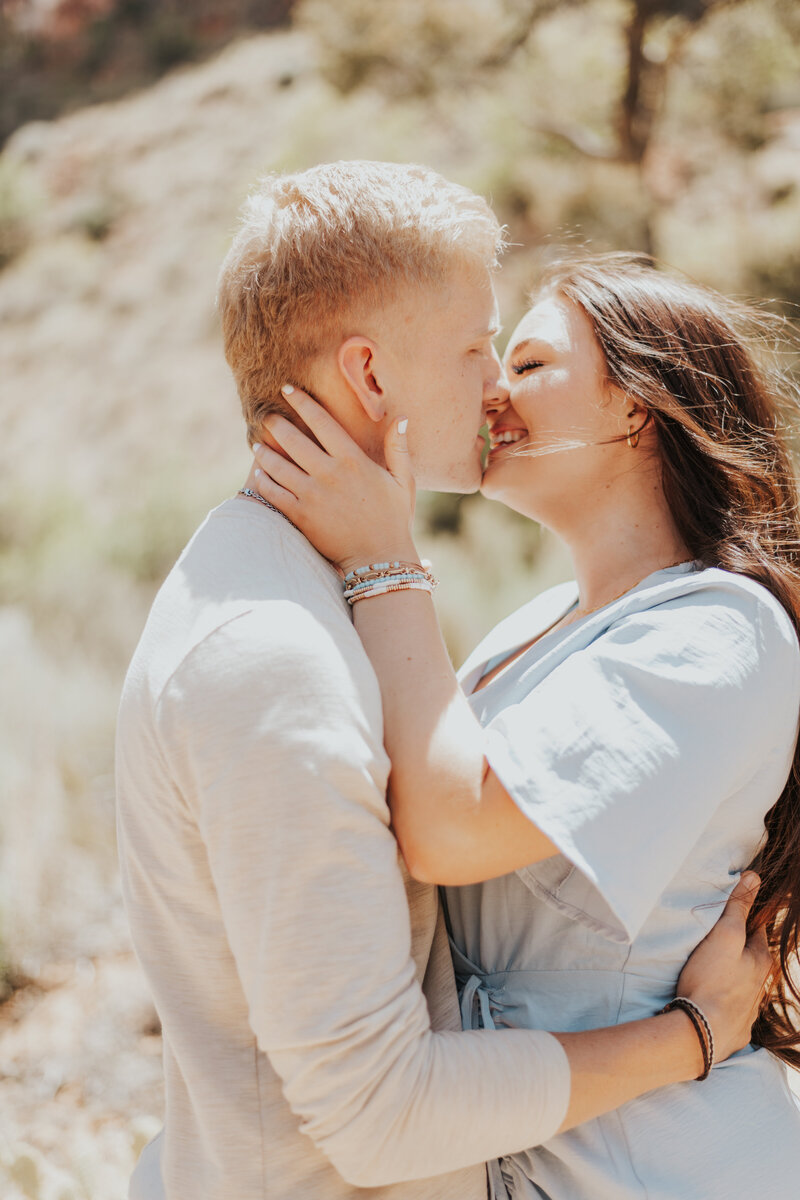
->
xmin=254 ymin=468 xmax=262 ymax=477
xmin=252 ymin=443 xmax=262 ymax=453
xmin=398 ymin=418 xmax=408 ymax=434
xmin=281 ymin=384 xmax=295 ymax=395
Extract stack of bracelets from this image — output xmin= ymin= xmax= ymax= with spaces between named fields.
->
xmin=343 ymin=560 xmax=438 ymax=606
xmin=660 ymin=996 xmax=715 ymax=1080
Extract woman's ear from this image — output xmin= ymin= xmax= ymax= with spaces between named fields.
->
xmin=338 ymin=337 xmax=386 ymax=423
xmin=602 ymin=379 xmax=632 ymax=415
xmin=604 ymin=382 xmax=648 ymax=429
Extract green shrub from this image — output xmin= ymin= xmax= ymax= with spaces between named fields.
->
xmin=0 ymin=159 xmax=39 ymax=270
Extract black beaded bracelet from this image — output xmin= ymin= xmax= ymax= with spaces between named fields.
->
xmin=661 ymin=996 xmax=715 ymax=1080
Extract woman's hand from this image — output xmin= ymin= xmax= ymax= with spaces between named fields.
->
xmin=676 ymin=872 xmax=773 ymax=1066
xmin=249 ymin=386 xmax=418 ymax=574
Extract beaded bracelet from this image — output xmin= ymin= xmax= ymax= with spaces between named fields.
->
xmin=346 ymin=576 xmax=436 ymax=606
xmin=343 ymin=559 xmax=437 ymax=605
xmin=344 ymin=560 xmax=428 ymax=579
xmin=661 ymin=996 xmax=715 ymax=1080
xmin=343 ymin=560 xmax=437 ymax=587
xmin=345 ymin=572 xmax=434 ymax=603
xmin=344 ymin=572 xmax=432 ymax=600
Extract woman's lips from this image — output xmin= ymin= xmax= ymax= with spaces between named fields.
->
xmin=488 ymin=428 xmax=527 ymax=454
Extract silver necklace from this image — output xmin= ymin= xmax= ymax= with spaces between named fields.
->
xmin=238 ymin=488 xmax=299 ymax=531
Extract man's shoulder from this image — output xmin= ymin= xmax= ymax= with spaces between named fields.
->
xmin=123 ymin=499 xmax=366 ymax=710
xmin=176 ymin=603 xmax=363 ymax=695
xmin=178 ymin=497 xmax=344 ymax=610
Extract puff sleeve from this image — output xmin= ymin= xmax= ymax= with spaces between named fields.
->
xmin=482 ymin=583 xmax=800 ymax=943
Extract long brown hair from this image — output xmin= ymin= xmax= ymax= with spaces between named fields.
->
xmin=535 ymin=252 xmax=800 ymax=1066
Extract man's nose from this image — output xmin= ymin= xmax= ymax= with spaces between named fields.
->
xmin=484 ymin=367 xmax=510 ymax=415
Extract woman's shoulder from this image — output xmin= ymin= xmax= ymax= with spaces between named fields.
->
xmin=600 ymin=566 xmax=800 ymax=712
xmin=631 ymin=564 xmax=799 ymax=653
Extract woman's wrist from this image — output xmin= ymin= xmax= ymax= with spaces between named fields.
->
xmin=340 ymin=551 xmax=437 ymax=607
xmin=337 ymin=542 xmax=421 ymax=577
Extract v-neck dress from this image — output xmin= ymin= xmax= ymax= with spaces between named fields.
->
xmin=446 ymin=563 xmax=800 ymax=1199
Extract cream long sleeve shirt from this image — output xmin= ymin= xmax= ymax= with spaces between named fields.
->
xmin=116 ymin=498 xmax=570 ymax=1200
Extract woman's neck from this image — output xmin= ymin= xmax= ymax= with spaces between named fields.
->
xmin=561 ymin=474 xmax=691 ymax=615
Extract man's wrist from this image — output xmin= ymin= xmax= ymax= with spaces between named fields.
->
xmin=660 ymin=1008 xmax=707 ymax=1082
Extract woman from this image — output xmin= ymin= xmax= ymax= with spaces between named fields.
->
xmin=248 ymin=254 xmax=800 ymax=1196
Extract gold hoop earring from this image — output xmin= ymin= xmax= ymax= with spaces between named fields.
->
xmin=627 ymin=424 xmax=640 ymax=449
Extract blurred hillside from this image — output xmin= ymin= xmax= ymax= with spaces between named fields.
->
xmin=1 ymin=3 xmax=799 ymax=1193
xmin=0 ymin=0 xmax=296 ymax=148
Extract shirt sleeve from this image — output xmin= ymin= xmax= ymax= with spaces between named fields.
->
xmin=157 ymin=603 xmax=570 ymax=1188
xmin=482 ymin=585 xmax=800 ymax=944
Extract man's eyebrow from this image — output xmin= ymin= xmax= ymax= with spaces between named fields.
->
xmin=469 ymin=322 xmax=503 ymax=340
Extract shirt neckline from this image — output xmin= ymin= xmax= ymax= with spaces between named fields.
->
xmin=473 ymin=560 xmax=699 ymax=695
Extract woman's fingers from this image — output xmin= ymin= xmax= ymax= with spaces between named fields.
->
xmin=281 ymin=385 xmax=367 ymax=460
xmin=242 ymin=389 xmax=418 ymax=569
xmin=250 ymin=468 xmax=302 ymax=521
xmin=261 ymin=413 xmax=331 ymax=476
xmin=251 ymin=442 xmax=306 ymax=499
xmin=383 ymin=417 xmax=414 ymax=490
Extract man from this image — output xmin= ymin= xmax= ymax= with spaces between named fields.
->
xmin=116 ymin=161 xmax=767 ymax=1200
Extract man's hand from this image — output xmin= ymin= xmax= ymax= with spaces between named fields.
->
xmin=677 ymin=871 xmax=772 ymax=1064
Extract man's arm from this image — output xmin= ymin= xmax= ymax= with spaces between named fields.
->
xmin=160 ymin=607 xmax=767 ymax=1188
xmin=554 ymin=870 xmax=769 ymax=1129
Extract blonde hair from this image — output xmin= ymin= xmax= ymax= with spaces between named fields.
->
xmin=216 ymin=160 xmax=505 ymax=441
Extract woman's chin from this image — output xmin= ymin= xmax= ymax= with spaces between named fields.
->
xmin=479 ymin=458 xmax=507 ymax=498
xmin=480 ymin=468 xmax=538 ymax=521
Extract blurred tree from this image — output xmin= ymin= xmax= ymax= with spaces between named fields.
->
xmin=299 ymin=0 xmax=800 ymax=255
xmin=298 ymin=0 xmax=560 ymax=98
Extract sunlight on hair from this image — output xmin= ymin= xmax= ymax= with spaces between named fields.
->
xmin=217 ymin=161 xmax=506 ymax=441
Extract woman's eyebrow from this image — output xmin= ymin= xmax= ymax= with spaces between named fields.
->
xmin=506 ymin=336 xmax=541 ymax=358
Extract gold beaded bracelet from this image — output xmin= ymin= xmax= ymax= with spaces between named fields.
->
xmin=343 ymin=560 xmax=437 ymax=586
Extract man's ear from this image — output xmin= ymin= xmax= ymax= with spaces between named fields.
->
xmin=338 ymin=337 xmax=386 ymax=423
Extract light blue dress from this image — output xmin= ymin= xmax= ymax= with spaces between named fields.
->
xmin=447 ymin=563 xmax=800 ymax=1199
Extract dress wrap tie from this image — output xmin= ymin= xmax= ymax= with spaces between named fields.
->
xmin=451 ymin=947 xmax=514 ymax=1200
xmin=460 ymin=973 xmax=497 ymax=1032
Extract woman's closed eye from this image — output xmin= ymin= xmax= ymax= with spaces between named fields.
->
xmin=511 ymin=359 xmax=545 ymax=375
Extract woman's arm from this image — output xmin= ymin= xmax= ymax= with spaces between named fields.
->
xmin=350 ymin=584 xmax=559 ymax=884
xmin=249 ymin=396 xmax=560 ymax=885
